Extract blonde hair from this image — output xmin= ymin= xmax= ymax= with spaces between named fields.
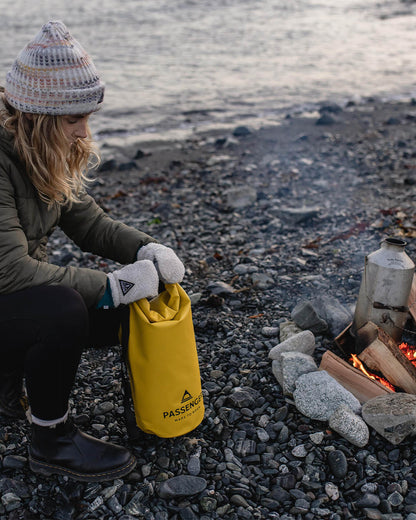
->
xmin=3 ymin=102 xmax=99 ymax=206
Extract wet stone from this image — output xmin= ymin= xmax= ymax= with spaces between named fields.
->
xmin=291 ymin=498 xmax=310 ymax=513
xmin=309 ymin=431 xmax=325 ymax=445
xmin=107 ymin=495 xmax=123 ymax=514
xmin=203 ymin=381 xmax=222 ymax=394
xmin=227 ymin=390 xmax=256 ymax=408
xmin=1 ymin=492 xmax=21 ymax=512
xmin=235 ymin=439 xmax=256 ymax=457
xmin=2 ymin=455 xmax=26 ymax=469
xmin=158 ymin=476 xmax=207 ymax=499
xmin=124 ymin=491 xmax=145 ymax=515
xmin=361 ymin=509 xmax=383 ymax=520
xmin=279 ymin=473 xmax=297 ymax=490
xmin=187 ymin=456 xmax=201 ymax=476
xmin=406 ymin=490 xmax=416 ymax=505
xmin=387 ymin=491 xmax=404 ymax=507
xmin=327 ymin=449 xmax=348 ymax=479
xmin=155 ymin=514 xmax=169 ymax=520
xmin=200 ymin=496 xmax=217 ymax=512
xmin=93 ymin=401 xmax=114 ymax=415
xmin=325 ymin=482 xmax=339 ymax=500
xmin=292 ymin=444 xmax=308 ymax=458
xmin=355 ymin=493 xmax=381 ymax=509
xmin=89 ymin=495 xmax=104 ymax=511
xmin=55 ymin=503 xmax=76 ymax=520
xmin=233 ymin=125 xmax=252 ymax=137
xmin=230 ymin=494 xmax=250 ymax=508
xmin=262 ymin=326 xmax=279 ymax=337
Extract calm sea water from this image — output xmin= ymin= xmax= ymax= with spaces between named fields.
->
xmin=1 ymin=0 xmax=416 ymax=142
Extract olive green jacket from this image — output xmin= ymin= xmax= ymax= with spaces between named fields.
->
xmin=0 ymin=103 xmax=155 ymax=308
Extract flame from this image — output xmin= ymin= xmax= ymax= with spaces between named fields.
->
xmin=350 ymin=354 xmax=396 ymax=391
xmin=398 ymin=342 xmax=416 ymax=367
xmin=350 ymin=354 xmax=375 ymax=379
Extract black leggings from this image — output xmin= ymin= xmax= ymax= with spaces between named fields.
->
xmin=0 ymin=285 xmax=127 ymax=421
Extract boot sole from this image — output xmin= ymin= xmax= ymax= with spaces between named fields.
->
xmin=29 ymin=454 xmax=137 ymax=482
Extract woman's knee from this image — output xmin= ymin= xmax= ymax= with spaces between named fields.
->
xmin=37 ymin=286 xmax=89 ymax=343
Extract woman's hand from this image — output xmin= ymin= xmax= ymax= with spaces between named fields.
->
xmin=137 ymin=243 xmax=185 ymax=284
xmin=107 ymin=259 xmax=159 ymax=307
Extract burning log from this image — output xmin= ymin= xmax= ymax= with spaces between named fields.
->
xmin=356 ymin=322 xmax=416 ymax=394
xmin=319 ymin=350 xmax=393 ymax=404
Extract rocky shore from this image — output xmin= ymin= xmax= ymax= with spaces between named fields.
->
xmin=2 ymin=97 xmax=416 ymax=519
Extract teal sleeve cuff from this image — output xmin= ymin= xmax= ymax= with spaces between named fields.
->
xmin=96 ymin=279 xmax=115 ymax=309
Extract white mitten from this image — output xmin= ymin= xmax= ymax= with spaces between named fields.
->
xmin=107 ymin=259 xmax=159 ymax=307
xmin=137 ymin=243 xmax=185 ymax=284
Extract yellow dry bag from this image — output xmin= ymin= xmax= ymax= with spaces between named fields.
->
xmin=123 ymin=284 xmax=204 ymax=438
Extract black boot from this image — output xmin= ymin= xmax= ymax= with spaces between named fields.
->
xmin=0 ymin=369 xmax=26 ymax=419
xmin=29 ymin=420 xmax=136 ymax=482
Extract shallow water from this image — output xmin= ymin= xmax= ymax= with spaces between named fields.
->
xmin=1 ymin=0 xmax=416 ymax=141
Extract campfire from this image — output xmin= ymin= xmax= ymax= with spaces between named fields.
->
xmin=318 ymin=238 xmax=416 ymax=403
xmin=269 ymin=237 xmax=416 ymax=446
xmin=322 ymin=303 xmax=416 ymax=404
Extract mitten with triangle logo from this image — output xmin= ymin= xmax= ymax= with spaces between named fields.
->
xmin=107 ymin=259 xmax=159 ymax=307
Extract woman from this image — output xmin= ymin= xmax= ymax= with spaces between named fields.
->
xmin=0 ymin=20 xmax=185 ymax=482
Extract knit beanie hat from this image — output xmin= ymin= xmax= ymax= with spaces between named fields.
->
xmin=4 ymin=21 xmax=105 ymax=115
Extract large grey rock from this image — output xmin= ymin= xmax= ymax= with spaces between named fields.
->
xmin=280 ymin=351 xmax=318 ymax=396
xmin=310 ymin=295 xmax=353 ymax=338
xmin=268 ymin=330 xmax=316 ymax=360
xmin=293 ymin=371 xmax=361 ymax=421
xmin=279 ymin=320 xmax=303 ymax=342
xmin=328 ymin=404 xmax=369 ymax=447
xmin=362 ymin=394 xmax=416 ymax=445
xmin=291 ymin=301 xmax=328 ymax=334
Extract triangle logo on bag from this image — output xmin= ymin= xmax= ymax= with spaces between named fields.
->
xmin=181 ymin=390 xmax=192 ymax=403
xmin=119 ymin=279 xmax=135 ymax=295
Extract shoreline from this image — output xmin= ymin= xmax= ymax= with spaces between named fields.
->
xmin=95 ymin=94 xmax=416 ymax=178
xmin=94 ymin=91 xmax=416 ymax=160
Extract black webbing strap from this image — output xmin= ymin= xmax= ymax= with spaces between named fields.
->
xmin=120 ymin=306 xmax=143 ymax=443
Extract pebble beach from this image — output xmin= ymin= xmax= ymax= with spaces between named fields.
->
xmin=2 ymin=97 xmax=416 ymax=519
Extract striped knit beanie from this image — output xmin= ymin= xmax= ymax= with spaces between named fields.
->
xmin=5 ymin=21 xmax=104 ymax=115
